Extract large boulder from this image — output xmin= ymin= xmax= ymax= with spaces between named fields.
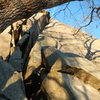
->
xmin=24 ymin=41 xmax=42 ymax=79
xmin=36 ymin=19 xmax=100 ymax=100
xmin=40 ymin=47 xmax=100 ymax=100
xmin=0 ymin=57 xmax=27 ymax=100
xmin=40 ymin=19 xmax=100 ymax=68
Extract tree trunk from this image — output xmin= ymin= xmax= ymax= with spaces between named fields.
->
xmin=0 ymin=0 xmax=83 ymax=33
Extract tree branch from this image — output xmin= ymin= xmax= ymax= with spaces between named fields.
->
xmin=0 ymin=0 xmax=83 ymax=33
xmin=73 ymin=7 xmax=95 ymax=36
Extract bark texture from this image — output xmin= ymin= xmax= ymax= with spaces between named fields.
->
xmin=0 ymin=0 xmax=83 ymax=33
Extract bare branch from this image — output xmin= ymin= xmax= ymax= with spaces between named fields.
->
xmin=73 ymin=7 xmax=95 ymax=36
xmin=0 ymin=0 xmax=84 ymax=33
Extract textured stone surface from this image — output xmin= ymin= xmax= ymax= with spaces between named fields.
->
xmin=0 ymin=31 xmax=11 ymax=59
xmin=22 ymin=11 xmax=50 ymax=79
xmin=0 ymin=11 xmax=50 ymax=99
xmin=0 ymin=13 xmax=100 ymax=100
xmin=41 ymin=19 xmax=100 ymax=67
xmin=0 ymin=57 xmax=27 ymax=100
xmin=24 ymin=42 xmax=42 ymax=79
xmin=9 ymin=47 xmax=22 ymax=72
xmin=38 ymin=19 xmax=100 ymax=99
xmin=41 ymin=47 xmax=100 ymax=100
xmin=39 ymin=19 xmax=100 ymax=79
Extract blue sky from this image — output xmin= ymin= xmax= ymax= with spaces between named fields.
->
xmin=46 ymin=0 xmax=100 ymax=39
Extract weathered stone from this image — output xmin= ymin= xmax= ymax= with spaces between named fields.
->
xmin=41 ymin=47 xmax=100 ymax=100
xmin=0 ymin=19 xmax=26 ymax=60
xmin=9 ymin=47 xmax=22 ymax=72
xmin=38 ymin=34 xmax=57 ymax=48
xmin=39 ymin=19 xmax=100 ymax=80
xmin=41 ymin=72 xmax=70 ymax=100
xmin=41 ymin=19 xmax=100 ymax=68
xmin=0 ymin=31 xmax=11 ymax=60
xmin=23 ymin=11 xmax=50 ymax=79
xmin=63 ymin=75 xmax=100 ymax=100
xmin=0 ymin=12 xmax=100 ymax=100
xmin=17 ymin=34 xmax=29 ymax=47
xmin=0 ymin=57 xmax=27 ymax=100
xmin=40 ymin=47 xmax=72 ymax=100
xmin=24 ymin=42 xmax=42 ymax=79
xmin=58 ymin=67 xmax=100 ymax=90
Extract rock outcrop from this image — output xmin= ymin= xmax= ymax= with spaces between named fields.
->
xmin=0 ymin=12 xmax=100 ymax=100
xmin=0 ymin=11 xmax=50 ymax=100
xmin=38 ymin=19 xmax=100 ymax=100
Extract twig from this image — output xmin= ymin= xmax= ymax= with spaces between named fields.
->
xmin=73 ymin=8 xmax=95 ymax=36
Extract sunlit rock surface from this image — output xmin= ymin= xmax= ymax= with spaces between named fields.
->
xmin=0 ymin=14 xmax=100 ymax=100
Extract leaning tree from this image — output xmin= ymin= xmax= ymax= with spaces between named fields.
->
xmin=0 ymin=0 xmax=84 ymax=33
xmin=0 ymin=0 xmax=99 ymax=33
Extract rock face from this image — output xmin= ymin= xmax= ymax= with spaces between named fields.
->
xmin=0 ymin=12 xmax=100 ymax=100
xmin=0 ymin=11 xmax=50 ymax=100
xmin=0 ymin=57 xmax=27 ymax=100
xmin=0 ymin=31 xmax=11 ymax=59
xmin=24 ymin=41 xmax=42 ymax=79
xmin=41 ymin=47 xmax=100 ymax=100
xmin=39 ymin=19 xmax=100 ymax=80
xmin=38 ymin=19 xmax=100 ymax=99
xmin=41 ymin=19 xmax=100 ymax=67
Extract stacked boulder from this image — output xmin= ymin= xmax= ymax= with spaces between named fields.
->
xmin=0 ymin=12 xmax=100 ymax=100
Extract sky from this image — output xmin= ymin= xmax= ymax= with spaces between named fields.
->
xmin=46 ymin=0 xmax=100 ymax=39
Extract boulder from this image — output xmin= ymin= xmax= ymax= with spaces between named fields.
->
xmin=24 ymin=42 xmax=42 ymax=79
xmin=0 ymin=31 xmax=11 ymax=60
xmin=41 ymin=19 xmax=100 ymax=68
xmin=9 ymin=47 xmax=22 ymax=72
xmin=22 ymin=11 xmax=50 ymax=79
xmin=0 ymin=57 xmax=27 ymax=100
xmin=40 ymin=46 xmax=100 ymax=100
